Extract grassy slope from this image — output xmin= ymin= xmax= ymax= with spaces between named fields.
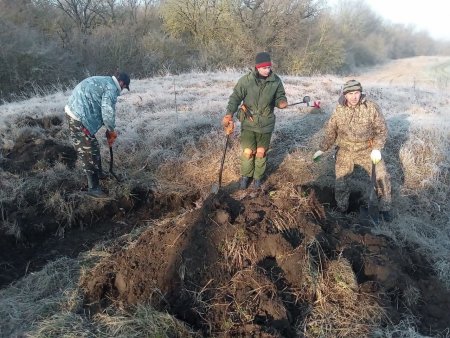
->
xmin=0 ymin=57 xmax=449 ymax=337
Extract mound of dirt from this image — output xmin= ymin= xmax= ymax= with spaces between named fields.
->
xmin=82 ymin=187 xmax=450 ymax=337
xmin=1 ymin=115 xmax=76 ymax=173
xmin=0 ymin=112 xmax=206 ymax=288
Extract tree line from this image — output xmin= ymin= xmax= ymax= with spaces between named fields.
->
xmin=1 ymin=0 xmax=449 ymax=101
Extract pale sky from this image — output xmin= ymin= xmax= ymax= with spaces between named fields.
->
xmin=330 ymin=0 xmax=450 ymax=41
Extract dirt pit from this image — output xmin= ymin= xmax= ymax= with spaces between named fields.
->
xmin=0 ymin=119 xmax=201 ymax=288
xmin=83 ymin=187 xmax=450 ymax=337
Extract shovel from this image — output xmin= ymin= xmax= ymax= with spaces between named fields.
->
xmin=360 ymin=162 xmax=380 ymax=225
xmin=211 ymin=134 xmax=230 ymax=194
xmin=109 ymin=146 xmax=122 ymax=182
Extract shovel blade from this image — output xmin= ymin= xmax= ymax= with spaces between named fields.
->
xmin=211 ymin=183 xmax=219 ymax=194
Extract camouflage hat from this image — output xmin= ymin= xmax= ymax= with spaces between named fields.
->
xmin=343 ymin=79 xmax=362 ymax=94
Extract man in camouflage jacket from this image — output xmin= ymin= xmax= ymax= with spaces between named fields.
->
xmin=222 ymin=52 xmax=287 ymax=189
xmin=314 ymin=80 xmax=392 ymax=221
xmin=65 ymin=73 xmax=130 ymax=198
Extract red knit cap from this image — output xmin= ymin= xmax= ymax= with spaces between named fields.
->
xmin=255 ymin=52 xmax=272 ymax=69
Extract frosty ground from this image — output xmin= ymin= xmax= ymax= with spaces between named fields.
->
xmin=0 ymin=56 xmax=449 ymax=337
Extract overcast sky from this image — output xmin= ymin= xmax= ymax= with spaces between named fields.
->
xmin=329 ymin=0 xmax=450 ymax=41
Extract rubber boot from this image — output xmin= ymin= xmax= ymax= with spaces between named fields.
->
xmin=93 ymin=153 xmax=108 ymax=180
xmin=240 ymin=176 xmax=249 ymax=190
xmin=253 ymin=179 xmax=262 ymax=189
xmin=86 ymin=172 xmax=108 ymax=199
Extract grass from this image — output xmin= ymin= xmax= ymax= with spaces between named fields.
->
xmin=0 ymin=56 xmax=449 ymax=336
xmin=301 ymin=257 xmax=385 ymax=338
xmin=0 ymin=243 xmax=198 ymax=338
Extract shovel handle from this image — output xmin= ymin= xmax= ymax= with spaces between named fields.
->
xmin=371 ymin=162 xmax=377 ymax=190
xmin=109 ymin=146 xmax=114 ymax=173
xmin=368 ymin=162 xmax=377 ymax=206
xmin=109 ymin=146 xmax=121 ymax=182
xmin=218 ymin=134 xmax=230 ymax=188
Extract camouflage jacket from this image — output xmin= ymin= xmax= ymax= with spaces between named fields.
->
xmin=65 ymin=76 xmax=121 ymax=135
xmin=226 ymin=69 xmax=286 ymax=134
xmin=320 ymin=98 xmax=387 ymax=152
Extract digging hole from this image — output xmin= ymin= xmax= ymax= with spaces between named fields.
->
xmin=0 ymin=188 xmax=201 ymax=288
xmin=257 ymin=257 xmax=306 ymax=337
xmin=299 ymin=184 xmax=364 ymax=212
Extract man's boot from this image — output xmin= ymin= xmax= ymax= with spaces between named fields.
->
xmin=93 ymin=153 xmax=108 ymax=179
xmin=86 ymin=172 xmax=108 ymax=199
xmin=253 ymin=178 xmax=262 ymax=189
xmin=240 ymin=176 xmax=249 ymax=190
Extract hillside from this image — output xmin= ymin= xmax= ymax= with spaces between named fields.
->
xmin=0 ymin=56 xmax=449 ymax=337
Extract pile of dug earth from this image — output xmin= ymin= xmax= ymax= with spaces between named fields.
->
xmin=83 ymin=187 xmax=450 ymax=337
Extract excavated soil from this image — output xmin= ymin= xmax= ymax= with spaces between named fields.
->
xmin=82 ymin=187 xmax=450 ymax=337
xmin=1 ymin=115 xmax=449 ymax=337
xmin=0 ymin=116 xmax=200 ymax=287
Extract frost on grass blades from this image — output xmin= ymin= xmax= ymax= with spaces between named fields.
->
xmin=1 ymin=58 xmax=449 ymax=337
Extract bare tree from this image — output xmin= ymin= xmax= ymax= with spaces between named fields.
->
xmin=52 ymin=0 xmax=109 ymax=34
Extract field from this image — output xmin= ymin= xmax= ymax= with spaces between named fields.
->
xmin=0 ymin=56 xmax=449 ymax=337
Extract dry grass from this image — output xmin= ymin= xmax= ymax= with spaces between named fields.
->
xmin=0 ymin=57 xmax=449 ymax=336
xmin=93 ymin=304 xmax=200 ymax=338
xmin=220 ymin=227 xmax=257 ymax=273
xmin=372 ymin=316 xmax=438 ymax=338
xmin=399 ymin=127 xmax=449 ymax=191
xmin=0 ymin=257 xmax=82 ymax=337
xmin=0 ymin=242 xmax=198 ymax=338
xmin=301 ymin=257 xmax=385 ymax=338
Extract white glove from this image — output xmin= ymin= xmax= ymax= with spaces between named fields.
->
xmin=370 ymin=149 xmax=382 ymax=164
xmin=313 ymin=150 xmax=324 ymax=162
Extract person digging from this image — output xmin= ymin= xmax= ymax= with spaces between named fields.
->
xmin=222 ymin=52 xmax=288 ymax=190
xmin=313 ymin=80 xmax=393 ymax=222
xmin=65 ymin=72 xmax=130 ymax=199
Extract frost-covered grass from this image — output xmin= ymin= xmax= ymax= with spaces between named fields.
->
xmin=0 ymin=57 xmax=449 ymax=336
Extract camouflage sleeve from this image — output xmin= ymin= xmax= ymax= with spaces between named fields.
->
xmin=274 ymin=79 xmax=287 ymax=106
xmin=320 ymin=108 xmax=339 ymax=151
xmin=371 ymin=103 xmax=388 ymax=149
xmin=226 ymin=76 xmax=247 ymax=115
xmin=101 ymin=90 xmax=117 ymax=131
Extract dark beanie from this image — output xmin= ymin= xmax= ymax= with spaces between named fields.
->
xmin=255 ymin=52 xmax=272 ymax=68
xmin=117 ymin=72 xmax=130 ymax=91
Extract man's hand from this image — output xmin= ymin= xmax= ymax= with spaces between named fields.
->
xmin=313 ymin=150 xmax=324 ymax=162
xmin=370 ymin=149 xmax=382 ymax=164
xmin=277 ymin=100 xmax=288 ymax=109
xmin=106 ymin=130 xmax=118 ymax=146
xmin=222 ymin=115 xmax=234 ymax=135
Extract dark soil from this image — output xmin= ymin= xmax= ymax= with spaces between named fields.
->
xmin=0 ymin=116 xmax=200 ymax=287
xmin=82 ymin=187 xmax=450 ymax=337
xmin=1 ymin=115 xmax=449 ymax=337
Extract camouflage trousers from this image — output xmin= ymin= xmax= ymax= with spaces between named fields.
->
xmin=67 ymin=115 xmax=101 ymax=175
xmin=335 ymin=148 xmax=392 ymax=212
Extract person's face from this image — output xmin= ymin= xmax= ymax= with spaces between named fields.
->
xmin=257 ymin=66 xmax=271 ymax=77
xmin=344 ymin=90 xmax=361 ymax=107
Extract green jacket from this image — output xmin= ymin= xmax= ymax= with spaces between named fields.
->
xmin=226 ymin=69 xmax=287 ymax=133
